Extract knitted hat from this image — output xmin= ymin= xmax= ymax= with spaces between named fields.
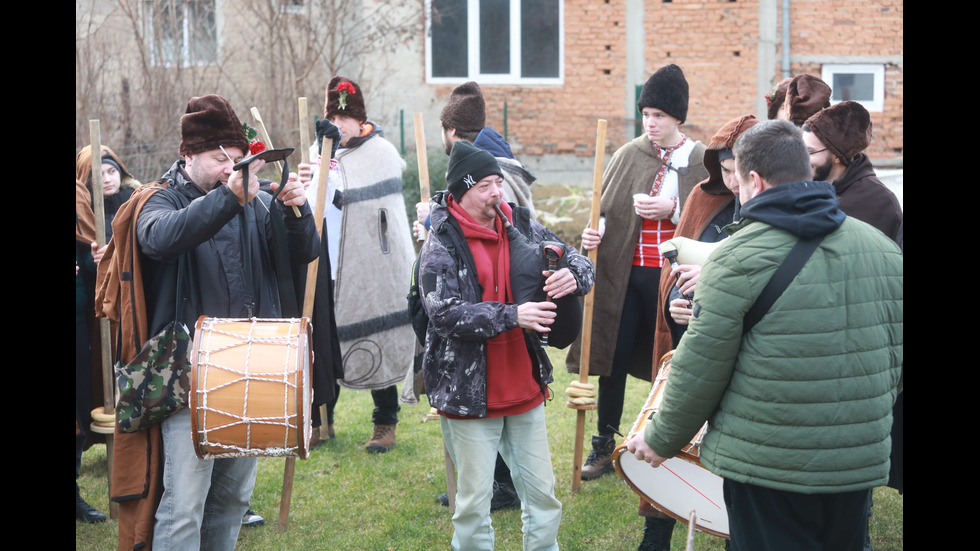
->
xmin=440 ymin=81 xmax=487 ymax=134
xmin=637 ymin=64 xmax=689 ymax=123
xmin=765 ymin=78 xmax=792 ymax=120
xmin=324 ymin=76 xmax=367 ymax=123
xmin=804 ymin=100 xmax=872 ymax=166
xmin=446 ymin=140 xmax=503 ymax=202
xmin=179 ymin=95 xmax=248 ymax=157
xmin=785 ymin=74 xmax=832 ymax=126
xmin=701 ymin=114 xmax=760 ymax=194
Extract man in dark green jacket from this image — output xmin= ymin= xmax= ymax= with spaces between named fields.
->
xmin=628 ymin=120 xmax=903 ymax=550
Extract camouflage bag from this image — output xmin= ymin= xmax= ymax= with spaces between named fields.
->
xmin=114 ymin=320 xmax=192 ymax=433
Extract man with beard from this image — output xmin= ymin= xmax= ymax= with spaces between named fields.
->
xmin=419 ymin=140 xmax=593 ymax=551
xmin=103 ymin=94 xmax=319 ymax=550
xmin=802 ymin=100 xmax=902 ymax=241
xmin=628 ymin=120 xmax=902 ymax=550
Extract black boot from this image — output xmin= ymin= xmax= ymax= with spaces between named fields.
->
xmin=76 ymin=483 xmax=107 ymax=524
xmin=637 ymin=515 xmax=676 ymax=551
xmin=581 ymin=435 xmax=616 ymax=480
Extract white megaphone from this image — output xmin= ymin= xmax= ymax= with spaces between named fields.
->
xmin=659 ymin=237 xmax=723 ymax=300
xmin=659 ymin=237 xmax=722 ymax=268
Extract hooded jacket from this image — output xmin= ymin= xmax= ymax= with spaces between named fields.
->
xmin=419 ymin=191 xmax=594 ymax=418
xmin=645 ymin=180 xmax=903 ymax=493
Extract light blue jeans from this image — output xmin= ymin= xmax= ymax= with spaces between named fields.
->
xmin=441 ymin=404 xmax=562 ymax=551
xmin=153 ymin=408 xmax=257 ymax=551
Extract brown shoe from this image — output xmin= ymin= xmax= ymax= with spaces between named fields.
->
xmin=581 ymin=435 xmax=616 ymax=480
xmin=366 ymin=424 xmax=396 ymax=453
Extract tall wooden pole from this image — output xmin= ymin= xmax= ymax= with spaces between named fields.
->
xmin=278 ymin=98 xmax=332 ymax=532
xmin=88 ymin=120 xmax=118 ymax=518
xmin=569 ymin=119 xmax=606 ymax=492
xmin=413 ymin=112 xmax=431 ymax=243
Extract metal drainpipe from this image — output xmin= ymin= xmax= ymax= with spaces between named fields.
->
xmin=782 ymin=0 xmax=791 ymax=78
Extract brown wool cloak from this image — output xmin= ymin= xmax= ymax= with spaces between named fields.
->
xmin=565 ymin=134 xmax=707 ymax=380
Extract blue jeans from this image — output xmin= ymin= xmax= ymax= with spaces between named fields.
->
xmin=441 ymin=404 xmax=562 ymax=551
xmin=153 ymin=409 xmax=257 ymax=551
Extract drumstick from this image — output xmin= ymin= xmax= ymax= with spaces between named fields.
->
xmin=250 ymin=106 xmax=302 ymax=218
xmin=570 ymin=118 xmax=606 ymax=492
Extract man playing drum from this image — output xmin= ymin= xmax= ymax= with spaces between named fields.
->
xmin=628 ymin=120 xmax=903 ymax=550
xmin=106 ymin=94 xmax=319 ymax=551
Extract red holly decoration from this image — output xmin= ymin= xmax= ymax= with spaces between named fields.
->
xmin=337 ymin=82 xmax=356 ymax=110
xmin=249 ymin=140 xmax=266 ymax=155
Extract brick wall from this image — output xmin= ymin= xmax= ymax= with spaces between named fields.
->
xmin=433 ymin=0 xmax=902 ymax=165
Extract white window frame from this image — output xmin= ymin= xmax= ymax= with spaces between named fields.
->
xmin=425 ymin=0 xmax=564 ymax=85
xmin=145 ymin=0 xmax=218 ymax=67
xmin=821 ymin=63 xmax=885 ymax=112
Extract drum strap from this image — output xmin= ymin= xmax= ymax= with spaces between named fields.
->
xmin=742 ymin=236 xmax=822 ymax=335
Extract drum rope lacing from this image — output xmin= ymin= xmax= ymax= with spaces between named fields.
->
xmin=197 ymin=317 xmax=303 ymax=458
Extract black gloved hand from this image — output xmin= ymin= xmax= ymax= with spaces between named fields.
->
xmin=316 ymin=118 xmax=342 ymax=160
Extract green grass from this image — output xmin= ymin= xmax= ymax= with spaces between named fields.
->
xmin=76 ymin=349 xmax=903 ymax=550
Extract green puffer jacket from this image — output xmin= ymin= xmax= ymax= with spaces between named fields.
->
xmin=645 ymin=180 xmax=903 ymax=494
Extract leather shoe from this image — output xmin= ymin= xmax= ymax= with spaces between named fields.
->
xmin=76 ymin=493 xmax=107 ymax=524
xmin=490 ymin=480 xmax=521 ymax=511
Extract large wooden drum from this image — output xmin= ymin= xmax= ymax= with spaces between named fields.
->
xmin=612 ymin=352 xmax=729 ymax=538
xmin=190 ymin=316 xmax=312 ymax=460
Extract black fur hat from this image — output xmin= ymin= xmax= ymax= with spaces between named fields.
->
xmin=637 ymin=64 xmax=690 ymax=124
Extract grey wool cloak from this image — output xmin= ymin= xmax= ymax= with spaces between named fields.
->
xmin=332 ymin=127 xmax=416 ymax=390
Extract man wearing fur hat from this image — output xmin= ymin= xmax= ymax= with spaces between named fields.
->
xmin=767 ymin=73 xmax=832 ymax=127
xmin=567 ymin=64 xmax=708 ymax=485
xmin=305 ymin=76 xmax=416 ymax=453
xmin=803 ymin=100 xmax=902 ymax=242
xmin=419 ymin=140 xmax=593 ymax=551
xmin=101 ymin=94 xmax=319 ymax=550
xmin=439 ymin=81 xmax=537 ymax=217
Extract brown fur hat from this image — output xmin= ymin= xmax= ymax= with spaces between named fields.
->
xmin=440 ymin=81 xmax=486 ymax=134
xmin=637 ymin=64 xmax=689 ymax=124
xmin=178 ymin=95 xmax=248 ymax=157
xmin=765 ymin=78 xmax=792 ymax=120
xmin=701 ymin=114 xmax=760 ymax=194
xmin=804 ymin=100 xmax=872 ymax=166
xmin=785 ymin=74 xmax=832 ymax=126
xmin=324 ymin=76 xmax=367 ymax=123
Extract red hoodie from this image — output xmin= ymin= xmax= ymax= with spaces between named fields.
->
xmin=444 ymin=198 xmax=544 ymax=418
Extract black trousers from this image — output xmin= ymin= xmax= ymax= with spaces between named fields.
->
xmin=724 ymin=478 xmax=871 ymax=551
xmin=597 ymin=265 xmax=661 ymax=436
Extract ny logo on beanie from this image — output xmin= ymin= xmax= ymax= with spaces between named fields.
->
xmin=464 ymin=174 xmax=477 ymax=188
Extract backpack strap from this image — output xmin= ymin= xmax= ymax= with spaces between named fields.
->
xmin=742 ymin=236 xmax=822 ymax=335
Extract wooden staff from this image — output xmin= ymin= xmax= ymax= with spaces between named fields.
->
xmin=569 ymin=119 xmax=606 ymax=492
xmin=414 ymin=112 xmax=457 ymax=512
xmin=87 ymin=120 xmax=118 ymax=518
xmin=296 ymin=97 xmax=332 ymax=437
xmin=278 ymin=98 xmax=333 ymax=532
xmin=413 ymin=112 xmax=431 ymax=243
xmin=250 ymin=106 xmax=302 ymax=218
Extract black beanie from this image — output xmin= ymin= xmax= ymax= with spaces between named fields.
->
xmin=637 ymin=64 xmax=690 ymax=123
xmin=446 ymin=140 xmax=503 ymax=201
